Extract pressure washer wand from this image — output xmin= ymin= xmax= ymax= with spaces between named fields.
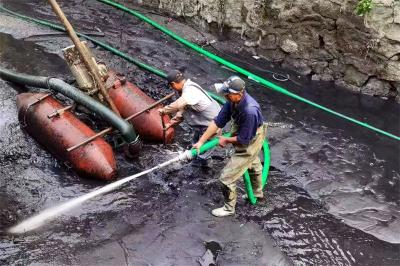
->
xmin=8 ymin=135 xmax=225 ymax=234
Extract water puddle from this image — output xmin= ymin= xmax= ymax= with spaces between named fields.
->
xmin=198 ymin=241 xmax=222 ymax=266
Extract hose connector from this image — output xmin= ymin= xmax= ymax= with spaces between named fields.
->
xmin=178 ymin=150 xmax=194 ymax=162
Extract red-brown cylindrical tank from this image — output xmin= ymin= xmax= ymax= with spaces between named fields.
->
xmin=107 ymin=72 xmax=174 ymax=144
xmin=17 ymin=93 xmax=117 ymax=181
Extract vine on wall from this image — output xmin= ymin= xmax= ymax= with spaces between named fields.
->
xmin=355 ymin=0 xmax=373 ymax=16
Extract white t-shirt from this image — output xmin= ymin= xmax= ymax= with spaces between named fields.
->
xmin=181 ymin=79 xmax=212 ymax=112
xmin=180 ymin=79 xmax=221 ymax=127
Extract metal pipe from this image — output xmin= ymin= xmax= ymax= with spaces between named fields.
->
xmin=125 ymin=92 xmax=174 ymax=121
xmin=161 ymin=116 xmax=167 ymax=147
xmin=0 ymin=66 xmax=137 ymax=143
xmin=67 ymin=127 xmax=113 ymax=152
xmin=47 ymin=0 xmax=121 ymax=116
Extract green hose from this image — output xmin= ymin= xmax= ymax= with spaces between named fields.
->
xmin=0 ymin=5 xmax=271 ymax=204
xmin=96 ymin=0 xmax=400 ymax=142
xmin=190 ymin=133 xmax=230 ymax=158
xmin=190 ymin=130 xmax=269 ymax=205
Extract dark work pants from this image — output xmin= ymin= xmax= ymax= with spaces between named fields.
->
xmin=192 ymin=125 xmax=212 ymax=161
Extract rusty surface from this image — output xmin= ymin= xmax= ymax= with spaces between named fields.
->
xmin=108 ymin=71 xmax=175 ymax=143
xmin=16 ymin=92 xmax=117 ymax=180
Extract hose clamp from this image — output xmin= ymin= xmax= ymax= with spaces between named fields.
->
xmin=45 ymin=77 xmax=53 ymax=90
xmin=129 ymin=135 xmax=140 ymax=145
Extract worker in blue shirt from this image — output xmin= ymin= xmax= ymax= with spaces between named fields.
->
xmin=193 ymin=76 xmax=267 ymax=217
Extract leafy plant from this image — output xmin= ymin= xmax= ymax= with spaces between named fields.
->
xmin=355 ymin=0 xmax=373 ymax=16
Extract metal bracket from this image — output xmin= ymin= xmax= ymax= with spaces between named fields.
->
xmin=21 ymin=93 xmax=52 ymax=128
xmin=161 ymin=115 xmax=167 ymax=147
xmin=29 ymin=93 xmax=52 ymax=107
xmin=47 ymin=105 xmax=73 ymax=119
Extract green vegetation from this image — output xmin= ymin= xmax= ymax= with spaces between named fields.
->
xmin=355 ymin=0 xmax=373 ymax=16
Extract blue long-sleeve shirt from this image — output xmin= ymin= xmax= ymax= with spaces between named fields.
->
xmin=214 ymin=92 xmax=264 ymax=145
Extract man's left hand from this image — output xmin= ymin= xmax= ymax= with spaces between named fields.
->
xmin=218 ymin=136 xmax=229 ymax=147
xmin=193 ymin=141 xmax=205 ymax=154
xmin=158 ymin=108 xmax=165 ymax=115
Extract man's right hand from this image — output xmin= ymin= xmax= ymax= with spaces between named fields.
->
xmin=158 ymin=108 xmax=165 ymax=115
xmin=164 ymin=122 xmax=176 ymax=130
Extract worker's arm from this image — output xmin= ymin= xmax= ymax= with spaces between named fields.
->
xmin=159 ymin=97 xmax=187 ymax=129
xmin=193 ymin=102 xmax=232 ymax=152
xmin=158 ymin=96 xmax=187 ymax=115
xmin=193 ymin=121 xmax=220 ymax=152
xmin=218 ymin=136 xmax=238 ymax=147
xmin=165 ymin=110 xmax=184 ymax=129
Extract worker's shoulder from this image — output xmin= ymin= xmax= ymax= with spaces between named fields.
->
xmin=185 ymin=79 xmax=202 ymax=89
xmin=244 ymin=94 xmax=261 ymax=108
xmin=183 ymin=81 xmax=202 ymax=93
xmin=245 ymin=92 xmax=260 ymax=103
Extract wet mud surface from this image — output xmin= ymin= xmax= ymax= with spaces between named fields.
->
xmin=0 ymin=0 xmax=399 ymax=265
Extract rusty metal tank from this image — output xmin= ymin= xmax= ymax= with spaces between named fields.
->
xmin=17 ymin=92 xmax=117 ymax=180
xmin=107 ymin=71 xmax=174 ymax=143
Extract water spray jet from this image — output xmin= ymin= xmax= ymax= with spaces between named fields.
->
xmin=8 ymin=134 xmax=232 ymax=234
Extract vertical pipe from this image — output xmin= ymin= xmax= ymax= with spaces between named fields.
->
xmin=47 ymin=0 xmax=121 ymax=116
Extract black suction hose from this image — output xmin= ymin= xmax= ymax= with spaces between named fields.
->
xmin=0 ymin=66 xmax=138 ymax=143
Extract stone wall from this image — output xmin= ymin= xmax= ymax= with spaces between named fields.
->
xmin=131 ymin=0 xmax=400 ymax=101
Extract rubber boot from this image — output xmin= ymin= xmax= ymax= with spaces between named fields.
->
xmin=211 ymin=184 xmax=236 ymax=217
xmin=211 ymin=204 xmax=235 ymax=217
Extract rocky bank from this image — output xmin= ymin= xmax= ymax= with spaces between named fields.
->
xmin=130 ymin=0 xmax=400 ymax=101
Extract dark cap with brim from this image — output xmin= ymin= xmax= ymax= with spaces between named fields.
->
xmin=166 ymin=70 xmax=185 ymax=83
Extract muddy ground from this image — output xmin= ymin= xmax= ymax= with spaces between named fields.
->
xmin=0 ymin=0 xmax=399 ymax=265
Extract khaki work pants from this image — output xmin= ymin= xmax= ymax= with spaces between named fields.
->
xmin=219 ymin=123 xmax=267 ymax=211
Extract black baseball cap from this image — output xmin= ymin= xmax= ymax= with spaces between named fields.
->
xmin=166 ymin=70 xmax=185 ymax=83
